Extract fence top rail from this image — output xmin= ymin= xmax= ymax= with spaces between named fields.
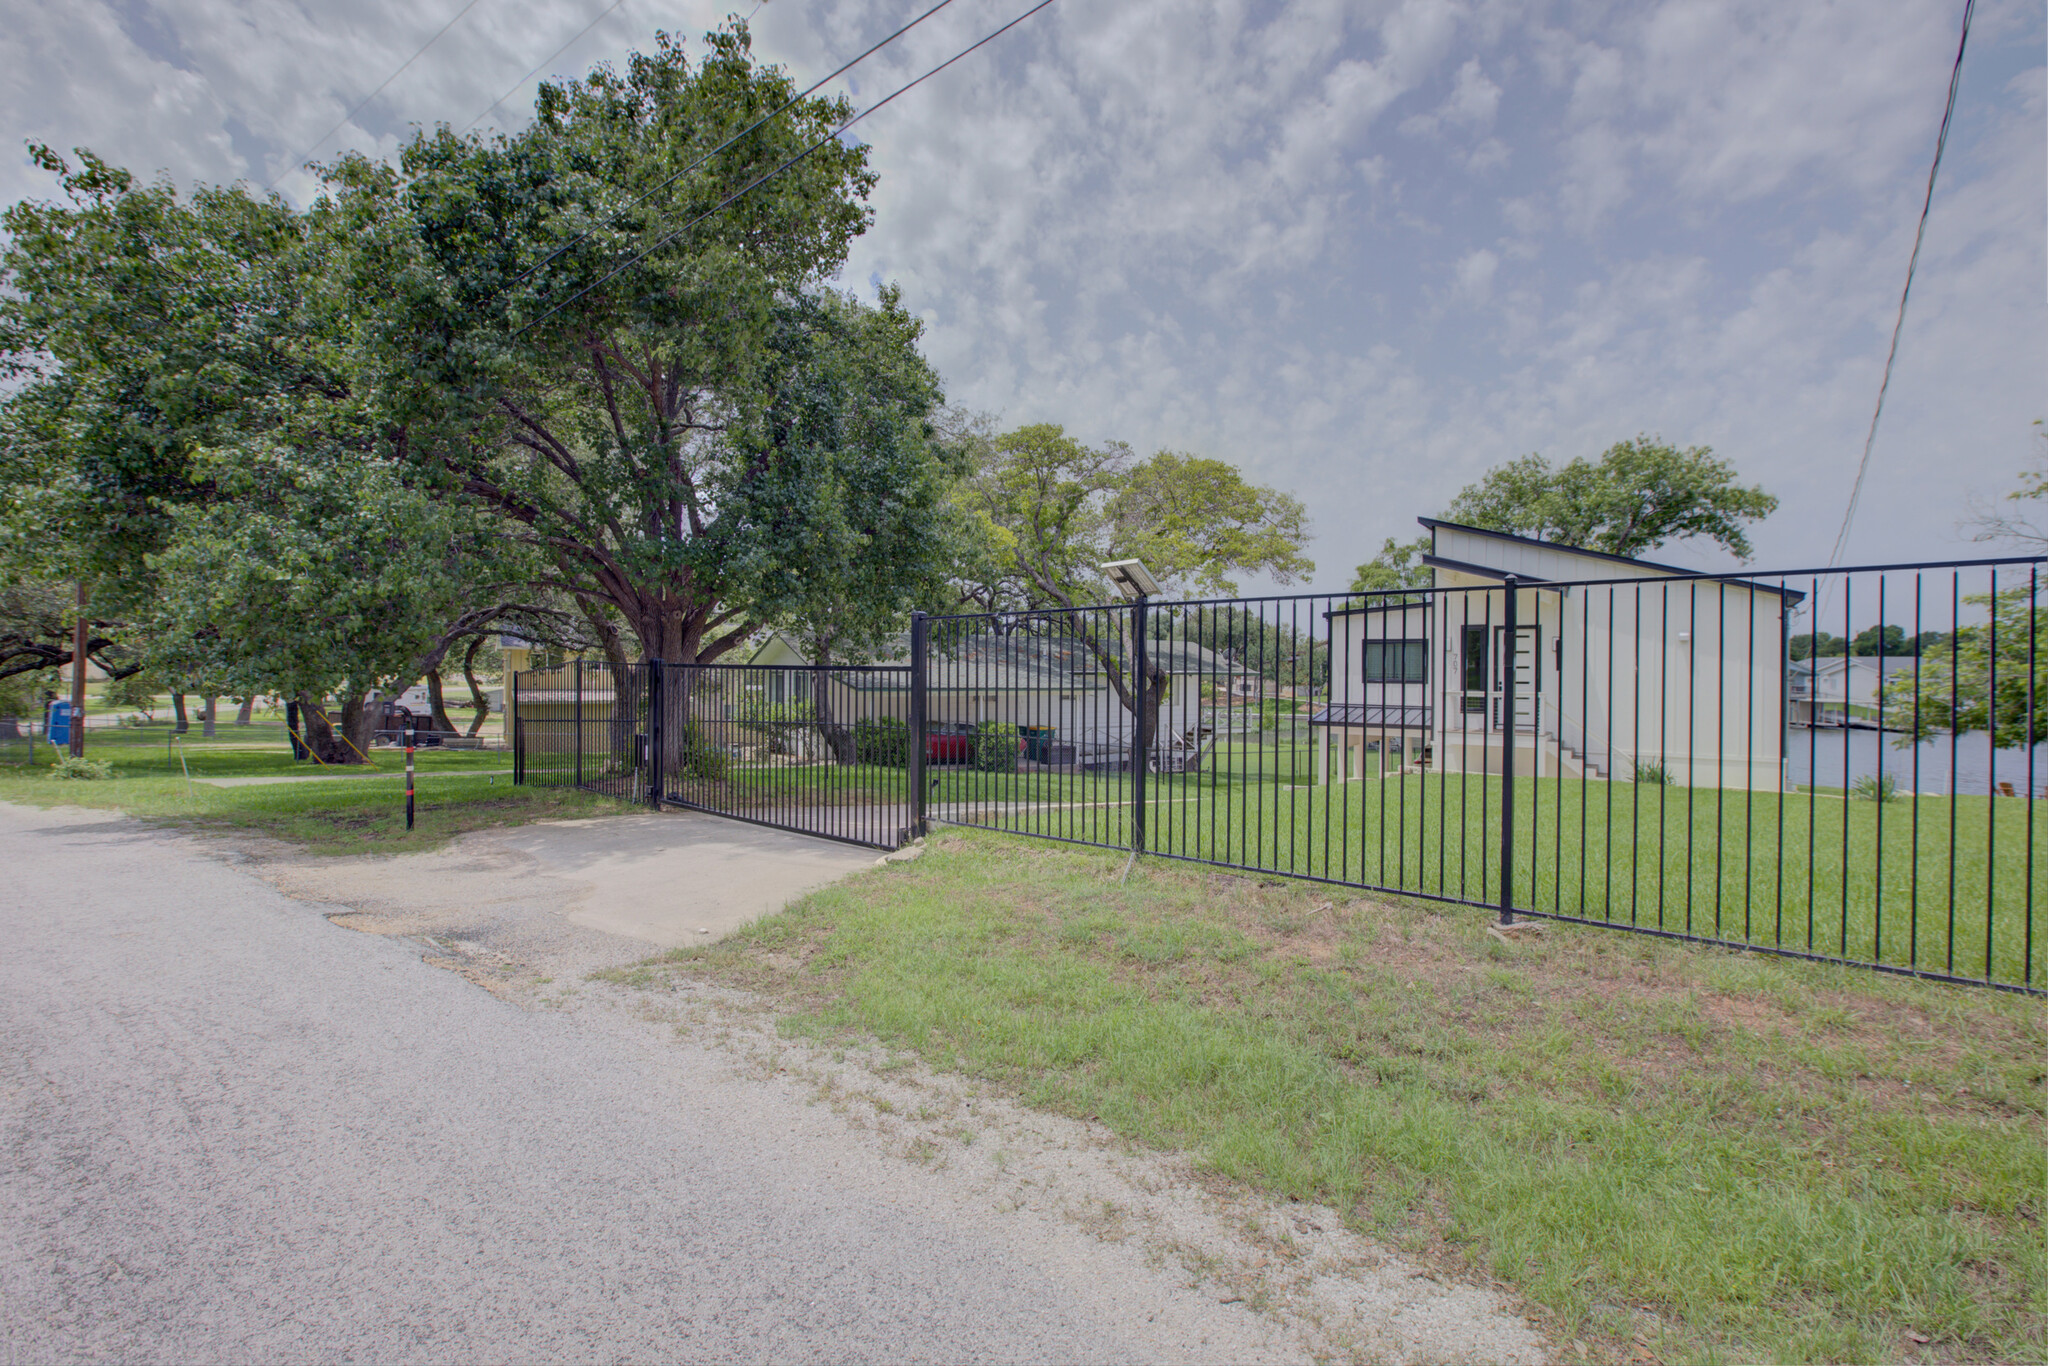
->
xmin=660 ymin=662 xmax=915 ymax=673
xmin=518 ymin=662 xmax=915 ymax=675
xmin=913 ymin=553 xmax=2047 ymax=624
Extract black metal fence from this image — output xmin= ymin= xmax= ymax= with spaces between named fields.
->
xmin=516 ymin=555 xmax=2044 ymax=993
xmin=513 ymin=657 xmax=919 ymax=848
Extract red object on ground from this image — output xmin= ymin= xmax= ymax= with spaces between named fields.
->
xmin=926 ymin=734 xmax=972 ymax=764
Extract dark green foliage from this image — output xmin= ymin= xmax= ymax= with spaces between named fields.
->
xmin=970 ymin=720 xmax=1019 ymax=772
xmin=680 ymin=722 xmax=728 ymax=781
xmin=1441 ymin=436 xmax=1778 ymax=560
xmin=853 ymin=716 xmax=910 ymax=767
xmin=1790 ymin=632 xmax=1847 ymax=661
xmin=1355 ymin=436 xmax=1780 ymax=591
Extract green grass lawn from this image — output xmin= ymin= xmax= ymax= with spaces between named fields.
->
xmin=978 ymin=774 xmax=2045 ymax=991
xmin=8 ymin=720 xmax=510 ymax=777
xmin=543 ymin=736 xmax=2044 ymax=987
xmin=643 ymin=831 xmax=2047 ymax=1365
xmin=1 ymin=722 xmax=604 ymax=854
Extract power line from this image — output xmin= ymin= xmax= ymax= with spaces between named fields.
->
xmin=457 ymin=0 xmax=633 ymax=136
xmin=514 ymin=0 xmax=1057 ymax=338
xmin=1826 ymin=0 xmax=1975 ymax=568
xmin=265 ymin=0 xmax=493 ymax=193
xmin=506 ymin=0 xmax=964 ymax=296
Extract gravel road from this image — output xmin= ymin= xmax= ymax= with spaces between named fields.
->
xmin=0 ymin=803 xmax=1297 ymax=1364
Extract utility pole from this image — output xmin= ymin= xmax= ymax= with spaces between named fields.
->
xmin=68 ymin=582 xmax=89 ymax=759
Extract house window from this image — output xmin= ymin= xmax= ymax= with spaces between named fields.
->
xmin=1460 ymin=625 xmax=1488 ymax=713
xmin=1363 ymin=640 xmax=1427 ymax=683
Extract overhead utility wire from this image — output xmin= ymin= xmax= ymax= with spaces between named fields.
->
xmin=265 ymin=0 xmax=492 ymax=192
xmin=507 ymin=0 xmax=962 ymax=293
xmin=458 ymin=0 xmax=632 ymax=136
xmin=514 ymin=0 xmax=1057 ymax=338
xmin=1826 ymin=0 xmax=1974 ymax=568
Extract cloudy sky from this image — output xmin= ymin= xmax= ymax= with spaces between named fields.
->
xmin=5 ymin=0 xmax=2042 ymax=589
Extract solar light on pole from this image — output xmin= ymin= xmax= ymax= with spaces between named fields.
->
xmin=1099 ymin=559 xmax=1161 ymax=601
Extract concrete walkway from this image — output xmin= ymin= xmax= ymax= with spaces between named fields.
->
xmin=262 ymin=809 xmax=879 ymax=954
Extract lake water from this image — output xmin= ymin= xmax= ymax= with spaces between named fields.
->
xmin=1784 ymin=726 xmax=2048 ymax=797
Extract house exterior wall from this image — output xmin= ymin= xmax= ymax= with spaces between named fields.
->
xmin=1317 ymin=603 xmax=1433 ymax=781
xmin=1318 ymin=535 xmax=1789 ymax=791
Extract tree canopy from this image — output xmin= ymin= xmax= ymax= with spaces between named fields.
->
xmin=0 ymin=23 xmax=963 ymax=762
xmin=1352 ymin=436 xmax=1779 ymax=592
xmin=1883 ymin=588 xmax=2046 ymax=750
xmin=327 ymin=25 xmax=942 ymax=670
xmin=947 ymin=420 xmax=1313 ymax=745
xmin=952 ymin=422 xmax=1313 ymax=612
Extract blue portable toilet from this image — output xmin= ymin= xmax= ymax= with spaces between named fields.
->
xmin=46 ymin=700 xmax=74 ymax=746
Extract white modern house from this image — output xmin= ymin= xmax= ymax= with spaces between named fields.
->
xmin=1314 ymin=519 xmax=1803 ymax=791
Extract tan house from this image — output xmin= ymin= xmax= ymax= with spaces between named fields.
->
xmin=1315 ymin=519 xmax=1801 ymax=791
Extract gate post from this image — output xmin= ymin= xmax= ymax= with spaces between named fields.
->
xmin=909 ymin=612 xmax=929 ymax=839
xmin=1130 ymin=594 xmax=1149 ymax=855
xmin=574 ymin=658 xmax=584 ymax=789
xmin=647 ymin=660 xmax=664 ymax=811
xmin=1499 ymin=575 xmax=1519 ymax=924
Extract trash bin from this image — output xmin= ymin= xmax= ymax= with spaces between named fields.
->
xmin=1019 ymin=725 xmax=1055 ymax=762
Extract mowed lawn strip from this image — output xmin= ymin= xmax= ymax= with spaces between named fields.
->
xmin=656 ymin=830 xmax=2046 ymax=1366
xmin=983 ymin=774 xmax=2043 ymax=988
xmin=1 ymin=724 xmax=612 ymax=854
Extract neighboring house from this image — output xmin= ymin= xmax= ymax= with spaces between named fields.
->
xmin=751 ymin=628 xmax=1252 ymax=769
xmin=1314 ymin=518 xmax=1803 ymax=791
xmin=1787 ymin=655 xmax=1921 ymax=729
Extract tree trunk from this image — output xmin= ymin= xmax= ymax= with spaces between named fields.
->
xmin=235 ymin=696 xmax=254 ymax=725
xmin=201 ymin=695 xmax=218 ymax=739
xmin=425 ymin=669 xmax=456 ymax=735
xmin=655 ymin=664 xmax=690 ymax=793
xmin=811 ymin=650 xmax=855 ymax=765
xmin=295 ymin=693 xmax=367 ymax=765
xmin=339 ymin=691 xmax=376 ymax=763
xmin=172 ymin=692 xmax=189 ymax=733
xmin=1138 ymin=664 xmax=1168 ymax=757
xmin=461 ymin=637 xmax=490 ymax=738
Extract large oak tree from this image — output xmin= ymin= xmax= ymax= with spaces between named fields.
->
xmin=332 ymin=25 xmax=949 ymax=682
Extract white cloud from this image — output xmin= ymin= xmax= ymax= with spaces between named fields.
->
xmin=1452 ymin=247 xmax=1499 ymax=304
xmin=2 ymin=0 xmax=2040 ymax=587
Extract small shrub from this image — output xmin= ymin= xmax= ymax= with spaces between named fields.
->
xmin=681 ymin=723 xmax=727 ymax=781
xmin=737 ymin=700 xmax=815 ymax=756
xmin=970 ymin=721 xmax=1021 ymax=773
xmin=49 ymin=756 xmax=115 ymax=781
xmin=1851 ymin=772 xmax=1900 ymax=803
xmin=1632 ymin=761 xmax=1678 ymax=786
xmin=854 ymin=717 xmax=911 ymax=767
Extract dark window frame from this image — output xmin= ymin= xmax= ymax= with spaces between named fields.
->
xmin=1363 ymin=638 xmax=1429 ymax=684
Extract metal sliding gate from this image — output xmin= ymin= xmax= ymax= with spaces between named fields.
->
xmin=515 ymin=553 xmax=2044 ymax=993
xmin=513 ymin=658 xmax=919 ymax=850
